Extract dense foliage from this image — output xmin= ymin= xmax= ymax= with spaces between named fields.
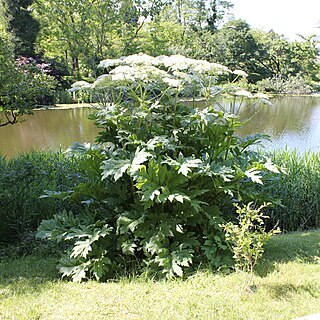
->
xmin=0 ymin=151 xmax=83 ymax=243
xmin=1 ymin=0 xmax=39 ymax=56
xmin=0 ymin=36 xmax=56 ymax=126
xmin=257 ymin=75 xmax=313 ymax=95
xmin=1 ymin=0 xmax=316 ymax=88
xmin=1 ymin=147 xmax=318 ymax=248
xmin=37 ymin=55 xmax=280 ymax=281
xmin=267 ymin=149 xmax=320 ymax=231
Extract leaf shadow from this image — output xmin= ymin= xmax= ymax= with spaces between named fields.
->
xmin=254 ymin=230 xmax=320 ymax=277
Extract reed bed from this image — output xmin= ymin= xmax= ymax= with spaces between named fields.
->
xmin=268 ymin=149 xmax=320 ymax=231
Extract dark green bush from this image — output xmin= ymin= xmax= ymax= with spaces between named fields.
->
xmin=0 ymin=151 xmax=83 ymax=243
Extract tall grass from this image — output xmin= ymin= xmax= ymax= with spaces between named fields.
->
xmin=0 ymin=150 xmax=83 ymax=243
xmin=267 ymin=149 xmax=320 ymax=231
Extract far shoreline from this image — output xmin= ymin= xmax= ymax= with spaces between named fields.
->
xmin=34 ymin=103 xmax=100 ymax=111
xmin=34 ymin=93 xmax=320 ymax=111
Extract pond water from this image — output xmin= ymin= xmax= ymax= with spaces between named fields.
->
xmin=0 ymin=96 xmax=320 ymax=158
xmin=237 ymin=96 xmax=320 ymax=151
xmin=0 ymin=107 xmax=99 ymax=158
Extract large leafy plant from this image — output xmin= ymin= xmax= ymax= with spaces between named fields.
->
xmin=37 ymin=54 xmax=279 ymax=281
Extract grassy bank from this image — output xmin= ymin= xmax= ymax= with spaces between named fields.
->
xmin=0 ymin=230 xmax=319 ymax=320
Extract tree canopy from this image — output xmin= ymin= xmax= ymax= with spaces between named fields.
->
xmin=0 ymin=36 xmax=55 ymax=126
xmin=0 ymin=0 xmax=319 ymax=94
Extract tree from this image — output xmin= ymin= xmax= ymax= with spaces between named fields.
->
xmin=250 ymin=30 xmax=320 ymax=80
xmin=203 ymin=0 xmax=234 ymax=32
xmin=185 ymin=20 xmax=319 ymax=83
xmin=119 ymin=0 xmax=172 ymax=55
xmin=0 ymin=36 xmax=56 ymax=127
xmin=0 ymin=1 xmax=8 ymax=36
xmin=186 ymin=20 xmax=262 ymax=81
xmin=1 ymin=0 xmax=40 ymax=56
xmin=33 ymin=0 xmax=171 ymax=77
xmin=160 ymin=0 xmax=233 ymax=32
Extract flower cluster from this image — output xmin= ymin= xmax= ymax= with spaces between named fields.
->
xmin=98 ymin=53 xmax=232 ymax=76
xmin=70 ymin=53 xmax=265 ymax=105
xmin=15 ymin=56 xmax=51 ymax=74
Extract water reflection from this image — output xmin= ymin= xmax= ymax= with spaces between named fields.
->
xmin=0 ymin=108 xmax=99 ymax=158
xmin=237 ymin=97 xmax=320 ymax=151
xmin=1 ymin=97 xmax=320 ymax=158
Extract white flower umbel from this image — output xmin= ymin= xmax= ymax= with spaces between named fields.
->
xmin=92 ymin=74 xmax=111 ymax=88
xmin=163 ymin=77 xmax=182 ymax=88
xmin=71 ymin=54 xmax=258 ymax=102
xmin=233 ymin=69 xmax=249 ymax=78
xmin=122 ymin=53 xmax=155 ymax=66
xmin=97 ymin=54 xmax=232 ymax=78
xmin=98 ymin=58 xmax=123 ymax=69
xmin=68 ymin=81 xmax=92 ymax=92
xmin=166 ymin=55 xmax=194 ymax=71
xmin=110 ymin=66 xmax=136 ymax=81
xmin=71 ymin=81 xmax=92 ymax=89
xmin=108 ymin=65 xmax=170 ymax=83
xmin=234 ymin=89 xmax=253 ymax=98
xmin=135 ymin=65 xmax=169 ymax=81
xmin=190 ymin=60 xmax=230 ymax=75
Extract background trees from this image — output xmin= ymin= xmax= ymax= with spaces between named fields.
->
xmin=0 ymin=0 xmax=319 ymax=88
xmin=1 ymin=0 xmax=39 ymax=56
xmin=0 ymin=36 xmax=56 ymax=126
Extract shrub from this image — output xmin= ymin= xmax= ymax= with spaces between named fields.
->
xmin=257 ymin=75 xmax=313 ymax=95
xmin=0 ymin=36 xmax=57 ymax=126
xmin=0 ymin=151 xmax=83 ymax=243
xmin=223 ymin=202 xmax=279 ymax=273
xmin=37 ymin=54 xmax=280 ymax=282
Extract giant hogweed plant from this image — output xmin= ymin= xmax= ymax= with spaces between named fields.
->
xmin=37 ymin=54 xmax=279 ymax=282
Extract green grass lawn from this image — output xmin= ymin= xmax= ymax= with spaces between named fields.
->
xmin=0 ymin=230 xmax=319 ymax=320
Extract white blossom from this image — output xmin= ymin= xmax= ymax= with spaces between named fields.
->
xmin=209 ymin=63 xmax=231 ymax=74
xmin=71 ymin=81 xmax=92 ymax=89
xmin=234 ymin=89 xmax=253 ymax=98
xmin=167 ymin=55 xmax=194 ymax=71
xmin=163 ymin=77 xmax=181 ymax=88
xmin=69 ymin=81 xmax=92 ymax=92
xmin=122 ymin=53 xmax=154 ymax=66
xmin=110 ymin=66 xmax=136 ymax=81
xmin=135 ymin=65 xmax=168 ymax=80
xmin=93 ymin=74 xmax=112 ymax=88
xmin=191 ymin=60 xmax=213 ymax=73
xmin=233 ymin=69 xmax=248 ymax=78
xmin=98 ymin=58 xmax=123 ymax=69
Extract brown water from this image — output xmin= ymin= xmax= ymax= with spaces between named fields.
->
xmin=1 ymin=96 xmax=320 ymax=158
xmin=0 ymin=108 xmax=99 ymax=158
xmin=237 ymin=96 xmax=320 ymax=151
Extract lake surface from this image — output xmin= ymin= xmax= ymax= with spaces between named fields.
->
xmin=0 ymin=107 xmax=99 ymax=158
xmin=0 ymin=96 xmax=320 ymax=158
xmin=237 ymin=96 xmax=320 ymax=151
